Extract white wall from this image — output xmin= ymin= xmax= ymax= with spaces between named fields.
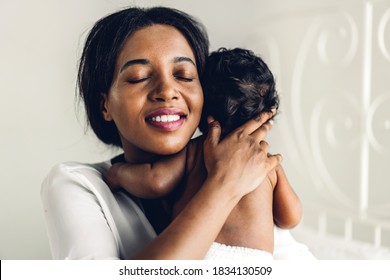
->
xmin=1 ymin=0 xmax=389 ymax=259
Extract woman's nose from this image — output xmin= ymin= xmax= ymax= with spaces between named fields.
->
xmin=149 ymin=76 xmax=180 ymax=102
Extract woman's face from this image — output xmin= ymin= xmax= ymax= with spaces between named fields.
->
xmin=103 ymin=24 xmax=203 ymax=162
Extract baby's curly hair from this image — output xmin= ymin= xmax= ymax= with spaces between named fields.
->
xmin=199 ymin=48 xmax=279 ymax=138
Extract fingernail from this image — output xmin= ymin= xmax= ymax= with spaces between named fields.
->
xmin=268 ymin=119 xmax=274 ymax=125
xmin=271 ymin=108 xmax=277 ymax=114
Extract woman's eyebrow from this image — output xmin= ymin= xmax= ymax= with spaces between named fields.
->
xmin=173 ymin=56 xmax=195 ymax=65
xmin=120 ymin=57 xmax=195 ymax=73
xmin=120 ymin=59 xmax=150 ymax=73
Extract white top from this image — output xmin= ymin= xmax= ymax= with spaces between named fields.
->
xmin=41 ymin=161 xmax=315 ymax=260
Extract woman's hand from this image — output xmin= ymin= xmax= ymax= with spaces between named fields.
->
xmin=203 ymin=111 xmax=282 ymax=199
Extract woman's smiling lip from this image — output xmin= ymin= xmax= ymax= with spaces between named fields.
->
xmin=145 ymin=108 xmax=187 ymax=131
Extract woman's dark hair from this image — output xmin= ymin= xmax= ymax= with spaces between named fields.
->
xmin=198 ymin=48 xmax=279 ymax=138
xmin=78 ymin=7 xmax=209 ymax=147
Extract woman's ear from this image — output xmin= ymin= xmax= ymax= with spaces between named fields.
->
xmin=100 ymin=93 xmax=112 ymax=121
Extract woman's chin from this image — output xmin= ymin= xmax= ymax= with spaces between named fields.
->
xmin=151 ymin=136 xmax=190 ymax=155
xmin=153 ymin=145 xmax=185 ymax=156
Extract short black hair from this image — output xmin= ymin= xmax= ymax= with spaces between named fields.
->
xmin=77 ymin=7 xmax=209 ymax=147
xmin=199 ymin=48 xmax=279 ymax=138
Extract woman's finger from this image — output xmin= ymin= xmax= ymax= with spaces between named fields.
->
xmin=259 ymin=140 xmax=269 ymax=152
xmin=236 ymin=110 xmax=275 ymax=135
xmin=259 ymin=141 xmax=283 ymax=173
xmin=266 ymin=153 xmax=283 ymax=171
xmin=250 ymin=120 xmax=273 ymax=142
xmin=205 ymin=116 xmax=221 ymax=147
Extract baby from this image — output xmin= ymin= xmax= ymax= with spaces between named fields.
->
xmin=106 ymin=48 xmax=302 ymax=258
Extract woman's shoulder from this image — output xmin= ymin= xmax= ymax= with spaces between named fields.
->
xmin=40 ymin=159 xmax=156 ymax=259
xmin=41 ymin=160 xmax=111 ymax=196
xmin=44 ymin=160 xmax=111 ymax=180
xmin=46 ymin=161 xmax=110 ymax=176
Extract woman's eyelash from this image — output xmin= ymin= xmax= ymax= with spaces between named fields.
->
xmin=127 ymin=76 xmax=194 ymax=83
xmin=176 ymin=76 xmax=194 ymax=82
xmin=127 ymin=77 xmax=149 ymax=84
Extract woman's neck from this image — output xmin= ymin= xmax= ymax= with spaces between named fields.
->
xmin=123 ymin=147 xmax=159 ymax=164
xmin=117 ymin=133 xmax=159 ymax=164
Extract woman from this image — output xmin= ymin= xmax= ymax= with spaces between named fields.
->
xmin=41 ymin=6 xmax=311 ymax=260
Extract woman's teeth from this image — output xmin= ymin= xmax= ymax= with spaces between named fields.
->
xmin=151 ymin=115 xmax=181 ymax=122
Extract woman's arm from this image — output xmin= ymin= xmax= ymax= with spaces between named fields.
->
xmin=132 ymin=112 xmax=283 ymax=259
xmin=42 ymin=112 xmax=281 ymax=260
xmin=105 ymin=149 xmax=186 ymax=198
xmin=272 ymin=165 xmax=302 ymax=229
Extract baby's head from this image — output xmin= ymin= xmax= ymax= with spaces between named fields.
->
xmin=199 ymin=48 xmax=279 ymax=138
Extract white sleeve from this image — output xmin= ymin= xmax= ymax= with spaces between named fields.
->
xmin=41 ymin=163 xmax=119 ymax=260
xmin=273 ymin=226 xmax=317 ymax=260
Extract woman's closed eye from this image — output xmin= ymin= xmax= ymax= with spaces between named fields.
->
xmin=175 ymin=76 xmax=194 ymax=82
xmin=127 ymin=77 xmax=150 ymax=84
xmin=174 ymin=70 xmax=196 ymax=82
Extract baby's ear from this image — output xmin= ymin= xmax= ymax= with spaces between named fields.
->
xmin=100 ymin=93 xmax=112 ymax=121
